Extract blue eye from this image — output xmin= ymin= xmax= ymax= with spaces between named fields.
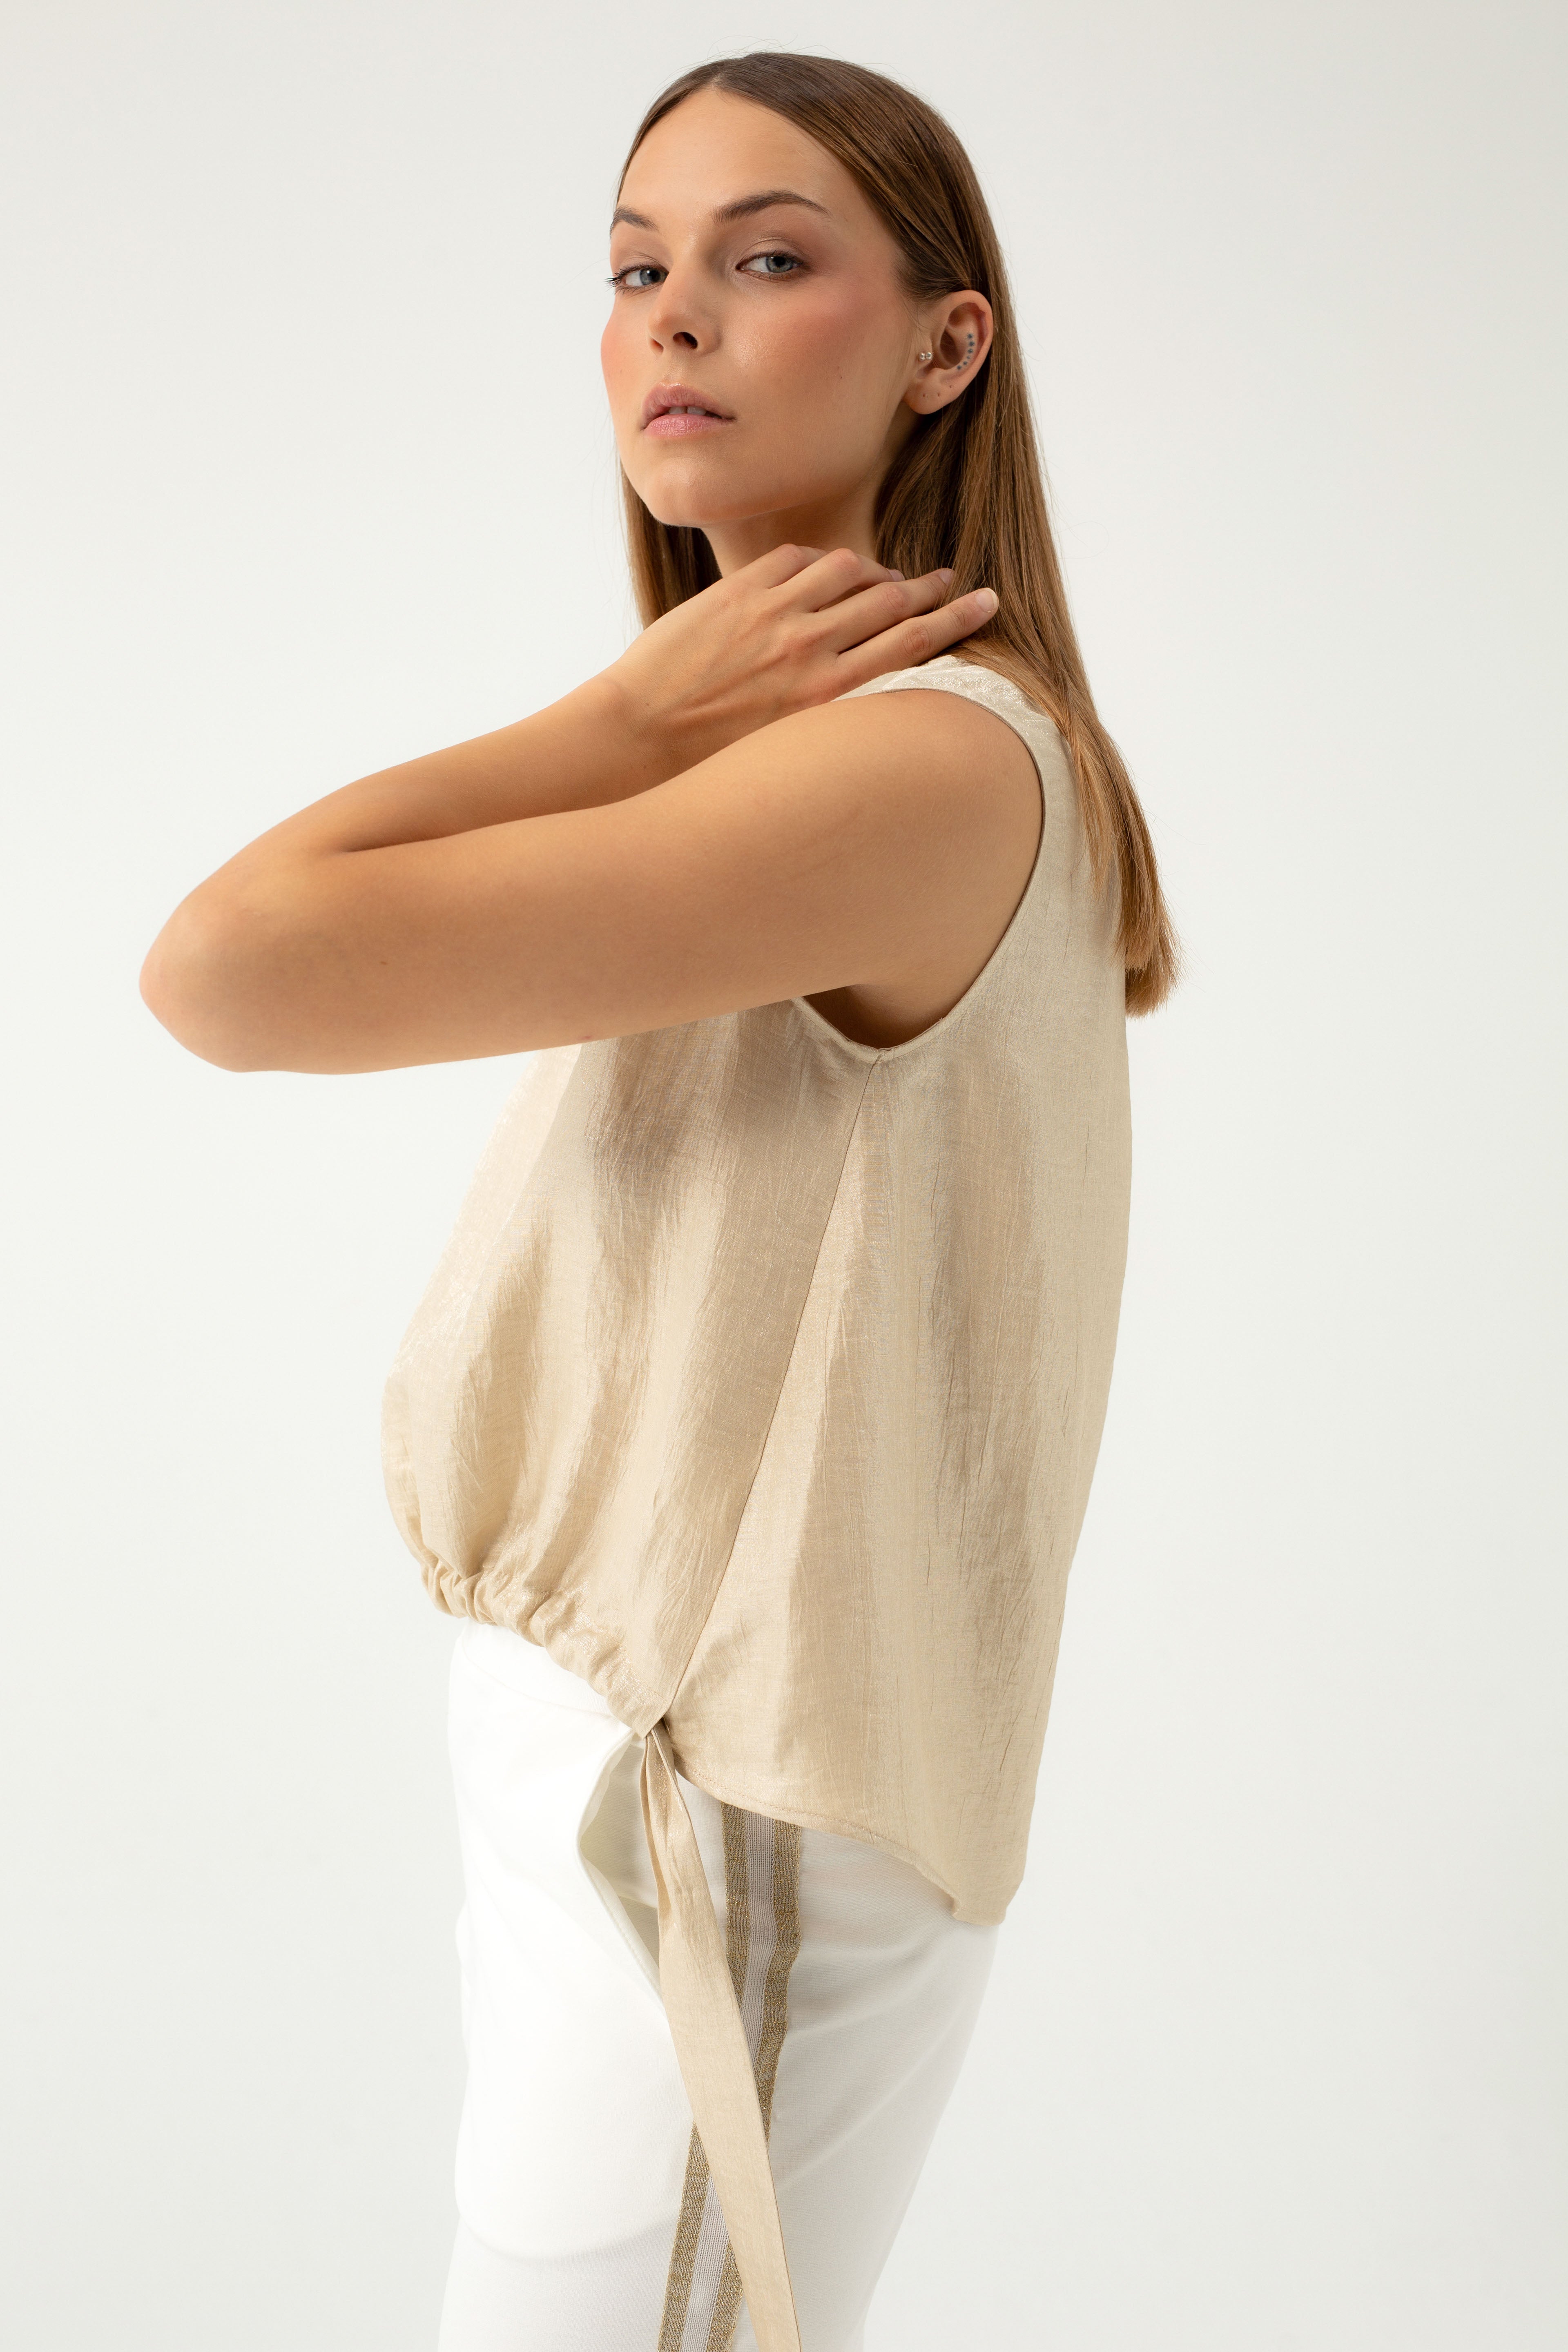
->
xmin=741 ymin=251 xmax=802 ymax=278
xmin=608 ymin=264 xmax=666 ymax=292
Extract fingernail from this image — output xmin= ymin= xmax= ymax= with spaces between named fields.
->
xmin=976 ymin=585 xmax=998 ymax=608
xmin=888 ymin=568 xmax=906 ymax=580
xmin=937 ymin=568 xmax=955 ymax=583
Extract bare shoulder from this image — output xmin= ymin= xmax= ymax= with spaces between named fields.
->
xmin=704 ymin=666 xmax=1045 ymax=1048
xmin=804 ymin=662 xmax=1042 ymax=772
xmin=736 ymin=664 xmax=1042 ymax=834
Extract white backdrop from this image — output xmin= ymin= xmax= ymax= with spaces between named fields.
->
xmin=2 ymin=2 xmax=1564 ymax=2346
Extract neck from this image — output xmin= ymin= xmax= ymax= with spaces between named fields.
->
xmin=702 ymin=482 xmax=881 ymax=577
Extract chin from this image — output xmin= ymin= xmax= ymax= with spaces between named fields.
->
xmin=625 ymin=457 xmax=746 ymax=529
xmin=627 ymin=456 xmax=843 ymax=534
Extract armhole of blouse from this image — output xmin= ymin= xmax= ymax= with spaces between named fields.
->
xmin=787 ymin=660 xmax=1060 ymax=1066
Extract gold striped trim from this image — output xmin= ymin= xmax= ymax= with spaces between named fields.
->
xmin=658 ymin=1803 xmax=803 ymax=2352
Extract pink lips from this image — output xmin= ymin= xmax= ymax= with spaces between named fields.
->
xmin=641 ymin=383 xmax=734 ymax=437
xmin=646 ymin=410 xmax=731 ymax=438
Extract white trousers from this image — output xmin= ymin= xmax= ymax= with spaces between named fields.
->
xmin=439 ymin=1621 xmax=999 ymax=2352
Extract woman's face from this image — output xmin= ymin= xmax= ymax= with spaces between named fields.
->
xmin=602 ymin=89 xmax=935 ymax=568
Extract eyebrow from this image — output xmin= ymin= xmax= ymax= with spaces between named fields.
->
xmin=610 ymin=189 xmax=830 ymax=233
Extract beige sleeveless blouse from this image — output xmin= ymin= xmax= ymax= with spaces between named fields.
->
xmin=382 ymin=655 xmax=1132 ymax=2349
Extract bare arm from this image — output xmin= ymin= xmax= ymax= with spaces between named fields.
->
xmin=141 ymin=547 xmax=1028 ymax=1072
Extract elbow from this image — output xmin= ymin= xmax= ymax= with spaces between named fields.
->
xmin=139 ymin=885 xmax=288 ymax=1071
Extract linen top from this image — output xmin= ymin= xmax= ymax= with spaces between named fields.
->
xmin=381 ymin=655 xmax=1133 ymax=2349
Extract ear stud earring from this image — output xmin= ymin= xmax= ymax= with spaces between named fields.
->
xmin=917 ymin=350 xmax=932 ymax=363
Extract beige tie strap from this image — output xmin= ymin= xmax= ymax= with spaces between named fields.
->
xmin=639 ymin=1723 xmax=804 ymax=2352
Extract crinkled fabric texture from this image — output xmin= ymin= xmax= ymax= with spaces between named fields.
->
xmin=383 ymin=656 xmax=1133 ymax=1931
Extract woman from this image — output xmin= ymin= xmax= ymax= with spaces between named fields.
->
xmin=142 ymin=50 xmax=1175 ymax=2352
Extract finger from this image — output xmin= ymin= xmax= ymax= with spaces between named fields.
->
xmin=776 ymin=545 xmax=903 ymax=611
xmin=745 ymin=542 xmax=828 ymax=589
xmin=815 ymin=568 xmax=957 ymax=651
xmin=832 ymin=587 xmax=999 ymax=685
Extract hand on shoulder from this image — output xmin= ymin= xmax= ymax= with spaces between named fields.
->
xmin=606 ymin=542 xmax=1001 ymax=773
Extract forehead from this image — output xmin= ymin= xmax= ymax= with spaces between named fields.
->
xmin=615 ymin=87 xmax=881 ymax=237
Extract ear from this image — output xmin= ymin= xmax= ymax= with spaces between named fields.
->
xmin=904 ymin=293 xmax=995 ymax=415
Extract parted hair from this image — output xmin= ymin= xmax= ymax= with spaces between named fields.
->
xmin=617 ymin=51 xmax=1178 ymax=1013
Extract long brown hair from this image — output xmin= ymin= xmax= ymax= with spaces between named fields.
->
xmin=617 ymin=52 xmax=1178 ymax=1013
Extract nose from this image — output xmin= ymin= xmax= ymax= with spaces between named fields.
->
xmin=644 ymin=268 xmax=711 ymax=356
